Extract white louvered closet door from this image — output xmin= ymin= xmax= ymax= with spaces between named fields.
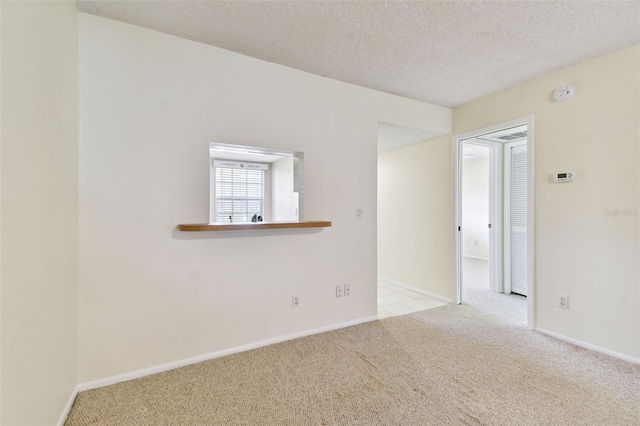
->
xmin=506 ymin=143 xmax=527 ymax=296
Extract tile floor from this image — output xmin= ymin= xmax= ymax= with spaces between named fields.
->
xmin=377 ymin=281 xmax=448 ymax=319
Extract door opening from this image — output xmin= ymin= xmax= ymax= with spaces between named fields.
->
xmin=453 ymin=117 xmax=534 ymax=329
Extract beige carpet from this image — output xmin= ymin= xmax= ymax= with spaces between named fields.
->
xmin=66 ymin=305 xmax=640 ymax=425
xmin=462 ymin=257 xmax=527 ymax=327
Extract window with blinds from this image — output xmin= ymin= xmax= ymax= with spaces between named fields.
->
xmin=215 ymin=162 xmax=266 ymax=223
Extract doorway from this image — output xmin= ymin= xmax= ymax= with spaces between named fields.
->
xmin=453 ymin=117 xmax=535 ymax=328
xmin=377 ymin=122 xmax=452 ymax=318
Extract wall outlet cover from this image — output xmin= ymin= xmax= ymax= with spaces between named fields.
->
xmin=558 ymin=294 xmax=569 ymax=309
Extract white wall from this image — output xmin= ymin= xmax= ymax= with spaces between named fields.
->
xmin=377 ymin=135 xmax=453 ymax=297
xmin=455 ymin=45 xmax=639 ymax=357
xmin=271 ymin=156 xmax=298 ymax=222
xmin=78 ymin=14 xmax=451 ymax=383
xmin=378 ymin=45 xmax=639 ymax=359
xmin=0 ymin=1 xmax=79 ymax=424
xmin=461 ymin=147 xmax=490 ymax=259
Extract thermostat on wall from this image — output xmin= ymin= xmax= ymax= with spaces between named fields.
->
xmin=552 ymin=172 xmax=575 ymax=183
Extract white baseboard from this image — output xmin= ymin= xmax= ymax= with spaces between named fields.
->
xmin=78 ymin=316 xmax=378 ymax=392
xmin=378 ymin=276 xmax=453 ymax=304
xmin=462 ymin=255 xmax=489 ymax=261
xmin=534 ymin=327 xmax=640 ymax=365
xmin=57 ymin=385 xmax=79 ymax=426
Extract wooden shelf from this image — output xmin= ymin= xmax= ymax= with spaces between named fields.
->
xmin=178 ymin=221 xmax=332 ymax=232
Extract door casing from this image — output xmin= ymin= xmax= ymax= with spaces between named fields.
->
xmin=460 ymin=140 xmax=503 ymax=294
xmin=452 ymin=115 xmax=535 ymax=329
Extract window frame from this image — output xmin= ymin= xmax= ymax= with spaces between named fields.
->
xmin=210 ymin=159 xmax=271 ymax=224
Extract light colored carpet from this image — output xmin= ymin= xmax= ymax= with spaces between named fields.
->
xmin=463 ymin=257 xmax=527 ymax=327
xmin=66 ymin=305 xmax=640 ymax=425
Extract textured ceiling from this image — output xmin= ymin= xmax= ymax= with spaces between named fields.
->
xmin=77 ymin=1 xmax=640 ymax=108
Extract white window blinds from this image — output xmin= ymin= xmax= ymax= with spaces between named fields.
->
xmin=215 ymin=162 xmax=266 ymax=223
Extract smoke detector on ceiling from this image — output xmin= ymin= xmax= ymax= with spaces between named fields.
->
xmin=553 ymin=85 xmax=575 ymax=102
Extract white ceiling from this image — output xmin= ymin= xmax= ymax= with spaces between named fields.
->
xmin=209 ymin=143 xmax=292 ymax=163
xmin=77 ymin=1 xmax=640 ymax=108
xmin=462 ymin=143 xmax=490 ymax=159
xmin=377 ymin=122 xmax=440 ymax=153
xmin=209 ymin=150 xmax=285 ymax=164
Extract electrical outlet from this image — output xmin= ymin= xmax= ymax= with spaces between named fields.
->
xmin=344 ymin=283 xmax=351 ymax=296
xmin=336 ymin=284 xmax=343 ymax=298
xmin=356 ymin=207 xmax=363 ymax=219
xmin=292 ymin=295 xmax=300 ymax=308
xmin=474 ymin=240 xmax=479 ymax=246
xmin=558 ymin=294 xmax=569 ymax=309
